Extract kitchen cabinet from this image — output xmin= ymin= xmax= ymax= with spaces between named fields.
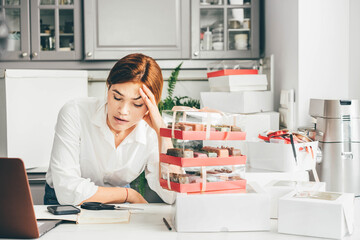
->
xmin=0 ymin=0 xmax=82 ymax=61
xmin=191 ymin=0 xmax=260 ymax=59
xmin=84 ymin=0 xmax=190 ymax=60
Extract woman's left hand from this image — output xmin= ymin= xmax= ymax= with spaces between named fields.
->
xmin=139 ymin=84 xmax=165 ymax=135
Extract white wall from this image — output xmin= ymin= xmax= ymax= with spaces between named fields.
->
xmin=349 ymin=0 xmax=360 ymax=100
xmin=298 ymin=0 xmax=350 ymax=126
xmin=266 ymin=0 xmax=353 ymax=128
xmin=265 ymin=0 xmax=299 ymax=122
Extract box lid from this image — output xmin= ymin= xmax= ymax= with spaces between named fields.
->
xmin=207 ymin=69 xmax=258 ymax=78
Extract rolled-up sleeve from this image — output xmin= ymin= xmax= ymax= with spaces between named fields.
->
xmin=49 ymin=102 xmax=98 ymax=205
xmin=145 ymin=134 xmax=176 ymax=205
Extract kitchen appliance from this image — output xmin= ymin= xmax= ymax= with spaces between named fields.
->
xmin=309 ymin=99 xmax=360 ymax=194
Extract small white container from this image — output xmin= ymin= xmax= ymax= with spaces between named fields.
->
xmin=247 ymin=141 xmax=318 ymax=172
xmin=278 ymin=190 xmax=355 ymax=239
xmin=232 ymin=8 xmax=244 ymax=22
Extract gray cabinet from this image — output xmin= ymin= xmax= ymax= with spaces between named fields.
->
xmin=84 ymin=0 xmax=190 ymax=60
xmin=0 ymin=0 xmax=30 ymax=60
xmin=0 ymin=0 xmax=82 ymax=61
xmin=191 ymin=0 xmax=260 ymax=59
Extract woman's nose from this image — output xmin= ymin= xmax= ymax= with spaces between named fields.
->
xmin=118 ymin=102 xmax=130 ymax=115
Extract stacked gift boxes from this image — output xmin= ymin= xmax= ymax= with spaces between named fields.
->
xmin=159 ymin=110 xmax=247 ymax=194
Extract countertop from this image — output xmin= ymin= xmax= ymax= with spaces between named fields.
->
xmin=25 ymin=198 xmax=360 ymax=240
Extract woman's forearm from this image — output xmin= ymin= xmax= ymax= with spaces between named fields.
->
xmin=79 ymin=186 xmax=147 ymax=205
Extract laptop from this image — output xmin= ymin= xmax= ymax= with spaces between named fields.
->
xmin=0 ymin=158 xmax=61 ymax=238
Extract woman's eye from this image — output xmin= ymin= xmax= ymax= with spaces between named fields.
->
xmin=134 ymin=104 xmax=143 ymax=108
xmin=114 ymin=96 xmax=122 ymax=101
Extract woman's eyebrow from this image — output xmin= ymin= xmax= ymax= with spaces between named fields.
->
xmin=112 ymin=89 xmax=141 ymax=100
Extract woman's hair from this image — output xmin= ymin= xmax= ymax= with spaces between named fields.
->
xmin=106 ymin=53 xmax=163 ymax=104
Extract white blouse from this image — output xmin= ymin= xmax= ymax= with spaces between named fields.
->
xmin=45 ymin=97 xmax=175 ymax=205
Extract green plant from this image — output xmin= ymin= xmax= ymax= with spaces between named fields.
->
xmin=158 ymin=62 xmax=200 ymax=111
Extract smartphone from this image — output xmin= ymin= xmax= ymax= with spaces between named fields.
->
xmin=47 ymin=205 xmax=81 ymax=215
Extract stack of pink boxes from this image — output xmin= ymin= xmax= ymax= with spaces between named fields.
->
xmin=159 ymin=109 xmax=247 ymax=194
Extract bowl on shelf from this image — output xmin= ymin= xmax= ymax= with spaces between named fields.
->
xmin=213 ymin=42 xmax=224 ymax=50
xmin=229 ymin=19 xmax=241 ymax=29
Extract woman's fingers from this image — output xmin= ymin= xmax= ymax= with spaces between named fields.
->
xmin=139 ymin=88 xmax=153 ymax=110
xmin=142 ymin=84 xmax=156 ymax=105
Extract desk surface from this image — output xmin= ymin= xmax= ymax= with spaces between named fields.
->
xmin=28 ymin=199 xmax=360 ymax=240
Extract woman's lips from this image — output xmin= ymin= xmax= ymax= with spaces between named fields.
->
xmin=114 ymin=116 xmax=129 ymax=125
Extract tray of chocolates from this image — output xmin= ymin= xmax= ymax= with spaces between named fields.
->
xmin=160 ymin=146 xmax=246 ymax=167
xmin=160 ymin=123 xmax=246 ymax=140
xmin=160 ymin=163 xmax=246 ymax=193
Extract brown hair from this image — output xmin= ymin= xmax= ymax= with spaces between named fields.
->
xmin=106 ymin=53 xmax=163 ymax=104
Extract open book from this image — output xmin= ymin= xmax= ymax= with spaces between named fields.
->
xmin=34 ymin=205 xmax=130 ymax=224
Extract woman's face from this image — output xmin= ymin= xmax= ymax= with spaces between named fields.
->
xmin=107 ymin=81 xmax=148 ymax=133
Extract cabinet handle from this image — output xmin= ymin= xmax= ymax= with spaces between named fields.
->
xmin=31 ymin=52 xmax=38 ymax=58
xmin=193 ymin=51 xmax=199 ymax=56
xmin=21 ymin=52 xmax=28 ymax=57
xmin=86 ymin=52 xmax=92 ymax=57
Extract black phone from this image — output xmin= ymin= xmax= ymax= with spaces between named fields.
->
xmin=47 ymin=205 xmax=81 ymax=215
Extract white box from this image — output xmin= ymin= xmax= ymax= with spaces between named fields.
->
xmin=200 ymin=91 xmax=273 ymax=114
xmin=278 ymin=191 xmax=354 ymax=239
xmin=264 ymin=180 xmax=326 ymax=218
xmin=208 ymin=75 xmax=268 ymax=92
xmin=244 ymin=167 xmax=309 ymax=186
xmin=247 ymin=141 xmax=318 ymax=172
xmin=173 ymin=183 xmax=270 ymax=232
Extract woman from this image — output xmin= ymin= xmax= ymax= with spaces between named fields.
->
xmin=44 ymin=53 xmax=175 ymax=205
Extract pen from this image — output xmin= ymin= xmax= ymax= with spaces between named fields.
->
xmin=163 ymin=217 xmax=172 ymax=231
xmin=289 ymin=134 xmax=297 ymax=163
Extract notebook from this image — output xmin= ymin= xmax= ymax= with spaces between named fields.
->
xmin=0 ymin=158 xmax=61 ymax=238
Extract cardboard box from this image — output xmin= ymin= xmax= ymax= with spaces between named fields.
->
xmin=247 ymin=141 xmax=318 ymax=172
xmin=264 ymin=180 xmax=326 ymax=218
xmin=173 ymin=182 xmax=270 ymax=232
xmin=200 ymin=91 xmax=274 ymax=114
xmin=278 ymin=191 xmax=354 ymax=239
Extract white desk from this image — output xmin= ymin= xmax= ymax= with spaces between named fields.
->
xmin=34 ymin=198 xmax=360 ymax=240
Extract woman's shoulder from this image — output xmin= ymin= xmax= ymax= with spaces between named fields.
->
xmin=59 ymin=97 xmax=105 ymax=119
xmin=61 ymin=97 xmax=104 ymax=112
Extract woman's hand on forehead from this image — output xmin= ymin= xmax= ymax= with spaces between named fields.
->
xmin=139 ymin=84 xmax=165 ymax=135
